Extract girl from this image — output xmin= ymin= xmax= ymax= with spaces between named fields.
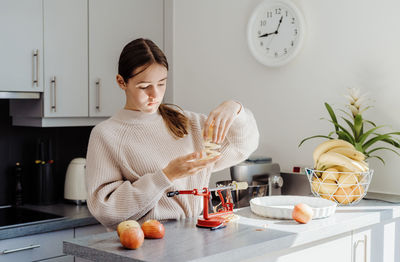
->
xmin=86 ymin=38 xmax=259 ymax=229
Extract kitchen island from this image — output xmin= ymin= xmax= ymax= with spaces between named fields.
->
xmin=63 ymin=200 xmax=400 ymax=262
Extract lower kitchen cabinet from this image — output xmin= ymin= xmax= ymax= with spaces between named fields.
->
xmin=353 ymin=217 xmax=400 ymax=262
xmin=249 ymin=217 xmax=400 ymax=262
xmin=0 ymin=228 xmax=73 ymax=262
xmin=0 ymin=224 xmax=107 ymax=262
xmin=248 ymin=232 xmax=353 ymax=262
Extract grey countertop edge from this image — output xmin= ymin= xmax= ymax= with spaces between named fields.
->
xmin=64 ymin=241 xmax=134 ymax=262
xmin=0 ymin=203 xmax=100 ymax=241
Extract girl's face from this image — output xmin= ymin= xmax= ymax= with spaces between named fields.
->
xmin=117 ymin=63 xmax=167 ymax=113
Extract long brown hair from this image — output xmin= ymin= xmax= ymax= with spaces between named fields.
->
xmin=118 ymin=38 xmax=188 ymax=138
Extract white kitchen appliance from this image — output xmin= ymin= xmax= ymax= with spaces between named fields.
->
xmin=64 ymin=158 xmax=87 ymax=205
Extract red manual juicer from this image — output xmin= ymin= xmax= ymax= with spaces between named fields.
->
xmin=167 ymin=181 xmax=248 ymax=229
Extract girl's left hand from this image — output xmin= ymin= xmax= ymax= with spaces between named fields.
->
xmin=203 ymin=100 xmax=242 ymax=144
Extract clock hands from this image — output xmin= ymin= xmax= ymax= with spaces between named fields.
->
xmin=258 ymin=31 xmax=274 ymax=38
xmin=275 ymin=16 xmax=283 ymax=33
xmin=258 ymin=16 xmax=284 ymax=38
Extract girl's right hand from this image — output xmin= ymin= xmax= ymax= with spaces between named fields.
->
xmin=162 ymin=152 xmax=220 ymax=181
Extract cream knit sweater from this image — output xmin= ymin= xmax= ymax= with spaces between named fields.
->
xmin=86 ymin=106 xmax=259 ymax=229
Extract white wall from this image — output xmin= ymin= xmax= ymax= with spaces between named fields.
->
xmin=171 ymin=0 xmax=400 ymax=194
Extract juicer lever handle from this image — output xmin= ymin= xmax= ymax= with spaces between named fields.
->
xmin=167 ymin=191 xmax=179 ymax=197
xmin=167 ymin=190 xmax=198 ymax=197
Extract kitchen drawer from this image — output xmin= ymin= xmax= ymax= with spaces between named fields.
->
xmin=0 ymin=229 xmax=73 ymax=262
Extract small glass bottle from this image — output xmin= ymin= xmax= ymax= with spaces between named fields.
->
xmin=15 ymin=162 xmax=23 ymax=206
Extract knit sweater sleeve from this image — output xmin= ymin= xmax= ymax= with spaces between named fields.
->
xmin=85 ymin=123 xmax=173 ymax=228
xmin=212 ymin=106 xmax=260 ymax=172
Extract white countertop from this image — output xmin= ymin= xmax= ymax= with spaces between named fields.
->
xmin=232 ymin=199 xmax=400 ymax=258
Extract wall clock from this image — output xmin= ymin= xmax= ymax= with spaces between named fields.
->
xmin=247 ymin=0 xmax=306 ymax=67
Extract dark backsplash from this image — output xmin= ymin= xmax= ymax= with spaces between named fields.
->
xmin=0 ymin=99 xmax=94 ymax=206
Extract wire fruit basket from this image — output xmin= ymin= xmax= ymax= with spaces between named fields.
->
xmin=305 ymin=168 xmax=374 ymax=205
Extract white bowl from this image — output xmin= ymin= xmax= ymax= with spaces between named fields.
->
xmin=250 ymin=195 xmax=337 ymax=219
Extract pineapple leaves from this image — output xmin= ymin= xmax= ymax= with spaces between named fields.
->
xmin=328 ymin=131 xmax=336 ymax=137
xmin=342 ymin=117 xmax=355 ymax=136
xmin=364 ymin=120 xmax=377 ymax=127
xmin=298 ymin=135 xmax=333 ymax=147
xmin=324 ymin=103 xmax=339 ymax=133
xmin=324 ymin=119 xmax=354 ymax=143
xmin=300 ymin=90 xmax=400 ymax=164
xmin=358 ymin=125 xmax=385 ymax=144
xmin=363 ymin=132 xmax=400 ymax=150
xmin=353 ymin=114 xmax=363 ymax=140
xmin=366 ymin=147 xmax=400 ymax=157
xmin=338 ymin=109 xmax=353 ymax=119
xmin=381 ymin=137 xmax=400 ymax=148
xmin=368 ymin=155 xmax=385 ymax=164
xmin=363 ymin=134 xmax=391 ymax=150
xmin=337 ymin=131 xmax=354 ymax=143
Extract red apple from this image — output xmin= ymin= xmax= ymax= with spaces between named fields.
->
xmin=117 ymin=220 xmax=140 ymax=237
xmin=119 ymin=226 xmax=144 ymax=249
xmin=141 ymin=220 xmax=165 ymax=239
xmin=292 ymin=203 xmax=313 ymax=224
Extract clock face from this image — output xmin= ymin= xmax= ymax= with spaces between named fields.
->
xmin=247 ymin=0 xmax=305 ymax=67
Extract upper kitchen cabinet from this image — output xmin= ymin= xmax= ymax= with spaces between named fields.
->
xmin=0 ymin=0 xmax=44 ymax=93
xmin=43 ymin=0 xmax=88 ymax=118
xmin=10 ymin=0 xmax=165 ymax=126
xmin=88 ymin=0 xmax=164 ymax=117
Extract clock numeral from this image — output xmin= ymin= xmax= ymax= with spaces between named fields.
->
xmin=275 ymin=8 xmax=281 ymax=15
xmin=260 ymin=41 xmax=264 ymax=46
xmin=285 ymin=10 xmax=288 ymax=17
xmin=284 ymin=48 xmax=288 ymax=54
xmin=267 ymin=11 xmax=273 ymax=18
xmin=266 ymin=47 xmax=270 ymax=52
xmin=291 ymin=17 xmax=296 ymax=24
xmin=274 ymin=52 xmax=278 ymax=57
xmin=291 ymin=41 xmax=294 ymax=47
xmin=260 ymin=20 xmax=267 ymax=27
xmin=294 ymin=29 xmax=298 ymax=35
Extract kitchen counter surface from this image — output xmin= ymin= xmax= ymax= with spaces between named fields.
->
xmin=63 ymin=199 xmax=400 ymax=262
xmin=0 ymin=203 xmax=99 ymax=240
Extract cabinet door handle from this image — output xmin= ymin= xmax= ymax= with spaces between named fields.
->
xmin=51 ymin=76 xmax=57 ymax=112
xmin=2 ymin=244 xmax=40 ymax=254
xmin=32 ymin=49 xmax=39 ymax=87
xmin=363 ymin=235 xmax=368 ymax=262
xmin=95 ymin=79 xmax=101 ymax=111
xmin=354 ymin=235 xmax=367 ymax=262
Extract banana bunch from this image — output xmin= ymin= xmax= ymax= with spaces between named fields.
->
xmin=311 ymin=139 xmax=369 ymax=204
xmin=313 ymin=139 xmax=368 ymax=173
